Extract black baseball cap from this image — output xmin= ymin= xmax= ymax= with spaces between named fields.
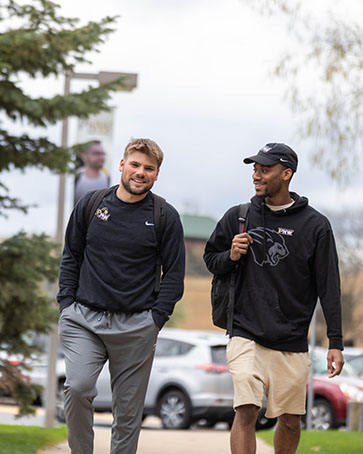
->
xmin=243 ymin=143 xmax=298 ymax=172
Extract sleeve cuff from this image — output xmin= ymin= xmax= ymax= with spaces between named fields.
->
xmin=221 ymin=250 xmax=241 ymax=273
xmin=152 ymin=311 xmax=166 ymax=330
xmin=328 ymin=338 xmax=344 ymax=351
xmin=59 ymin=298 xmax=75 ymax=312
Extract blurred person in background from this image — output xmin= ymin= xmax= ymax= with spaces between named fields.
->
xmin=74 ymin=140 xmax=110 ymax=204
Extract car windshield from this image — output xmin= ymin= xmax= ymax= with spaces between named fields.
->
xmin=348 ymin=355 xmax=363 ymax=374
xmin=211 ymin=345 xmax=227 ymax=365
xmin=155 ymin=338 xmax=194 ymax=357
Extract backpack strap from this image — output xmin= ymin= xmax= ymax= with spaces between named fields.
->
xmin=226 ymin=202 xmax=251 ymax=335
xmin=237 ymin=202 xmax=250 ymax=233
xmin=153 ymin=194 xmax=166 ymax=293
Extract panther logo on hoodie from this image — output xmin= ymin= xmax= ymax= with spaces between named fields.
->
xmin=249 ymin=227 xmax=289 ymax=267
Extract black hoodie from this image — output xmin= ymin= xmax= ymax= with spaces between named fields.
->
xmin=204 ymin=192 xmax=343 ymax=352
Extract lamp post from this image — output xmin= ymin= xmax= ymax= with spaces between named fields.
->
xmin=306 ymin=306 xmax=317 ymax=430
xmin=44 ymin=70 xmax=137 ymax=427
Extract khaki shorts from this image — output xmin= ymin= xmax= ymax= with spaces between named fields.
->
xmin=226 ymin=337 xmax=311 ymax=418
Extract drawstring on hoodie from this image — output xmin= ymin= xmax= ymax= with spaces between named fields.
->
xmin=98 ymin=311 xmax=112 ymax=329
xmin=262 ymin=200 xmax=266 ymax=266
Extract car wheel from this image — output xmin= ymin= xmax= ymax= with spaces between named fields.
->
xmin=203 ymin=419 xmax=217 ymax=428
xmin=306 ymin=398 xmax=334 ymax=430
xmin=56 ymin=379 xmax=66 ymax=423
xmin=157 ymin=389 xmax=192 ymax=429
xmin=255 ymin=408 xmax=277 ymax=431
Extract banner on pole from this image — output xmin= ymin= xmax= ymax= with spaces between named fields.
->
xmin=73 ymin=110 xmax=114 ymax=205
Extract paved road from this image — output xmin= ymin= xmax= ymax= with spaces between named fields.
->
xmin=1 ymin=404 xmax=273 ymax=454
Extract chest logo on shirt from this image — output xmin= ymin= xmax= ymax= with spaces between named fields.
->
xmin=95 ymin=207 xmax=111 ymax=221
xmin=248 ymin=227 xmax=289 ymax=267
xmin=277 ymin=227 xmax=294 ymax=236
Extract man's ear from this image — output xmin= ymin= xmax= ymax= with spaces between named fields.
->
xmin=119 ymin=159 xmax=125 ymax=172
xmin=282 ymin=168 xmax=293 ymax=181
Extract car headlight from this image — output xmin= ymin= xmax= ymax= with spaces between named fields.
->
xmin=339 ymin=383 xmax=363 ymax=402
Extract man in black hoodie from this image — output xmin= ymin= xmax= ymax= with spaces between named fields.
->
xmin=204 ymin=143 xmax=344 ymax=454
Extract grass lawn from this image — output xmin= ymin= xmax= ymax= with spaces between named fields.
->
xmin=258 ymin=430 xmax=363 ymax=454
xmin=0 ymin=424 xmax=67 ymax=454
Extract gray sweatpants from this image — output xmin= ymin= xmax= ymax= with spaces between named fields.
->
xmin=58 ymin=302 xmax=159 ymax=454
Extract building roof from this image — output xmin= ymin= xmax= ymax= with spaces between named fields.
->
xmin=181 ymin=214 xmax=217 ymax=240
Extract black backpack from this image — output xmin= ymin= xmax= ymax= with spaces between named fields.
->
xmin=211 ymin=203 xmax=250 ymax=333
xmin=85 ymin=185 xmax=166 ymax=293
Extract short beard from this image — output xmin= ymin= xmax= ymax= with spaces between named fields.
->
xmin=256 ymin=188 xmax=268 ymax=200
xmin=256 ymin=194 xmax=266 ymax=201
xmin=121 ymin=177 xmax=152 ymax=196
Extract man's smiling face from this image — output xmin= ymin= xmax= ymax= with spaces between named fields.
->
xmin=119 ymin=151 xmax=159 ymax=198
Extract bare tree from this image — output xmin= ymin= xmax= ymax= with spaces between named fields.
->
xmin=241 ymin=0 xmax=363 ymax=183
xmin=316 ymin=209 xmax=363 ymax=345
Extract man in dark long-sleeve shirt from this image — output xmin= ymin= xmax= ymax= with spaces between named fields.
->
xmin=204 ymin=143 xmax=344 ymax=454
xmin=58 ymin=138 xmax=185 ymax=454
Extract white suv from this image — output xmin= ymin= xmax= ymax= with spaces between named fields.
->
xmin=31 ymin=328 xmax=275 ymax=429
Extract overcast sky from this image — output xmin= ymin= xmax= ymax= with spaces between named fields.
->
xmin=2 ymin=0 xmax=362 ymax=238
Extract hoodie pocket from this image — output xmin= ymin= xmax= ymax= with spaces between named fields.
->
xmin=240 ymin=285 xmax=297 ymax=342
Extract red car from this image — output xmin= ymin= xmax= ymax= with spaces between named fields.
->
xmin=304 ymin=348 xmax=363 ymax=430
xmin=305 ymin=376 xmax=348 ymax=429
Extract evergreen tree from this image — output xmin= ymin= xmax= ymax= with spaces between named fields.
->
xmin=0 ymin=233 xmax=59 ymax=416
xmin=0 ymin=0 xmax=126 ymax=214
xmin=0 ymin=0 xmax=125 ymax=414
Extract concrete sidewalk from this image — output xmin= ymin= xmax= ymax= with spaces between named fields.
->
xmin=0 ymin=404 xmax=273 ymax=454
xmin=38 ymin=425 xmax=274 ymax=454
